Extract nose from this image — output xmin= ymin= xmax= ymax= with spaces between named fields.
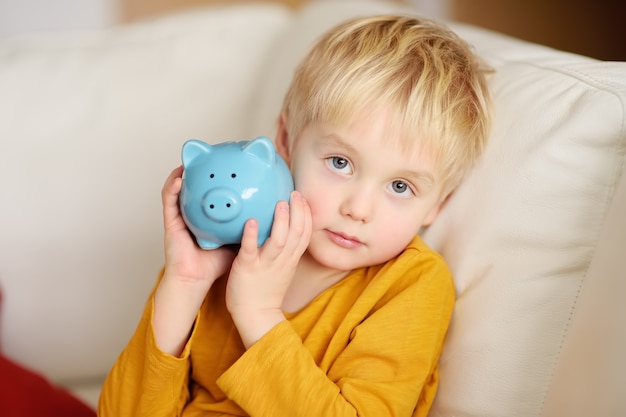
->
xmin=339 ymin=185 xmax=374 ymax=223
xmin=202 ymin=188 xmax=242 ymax=222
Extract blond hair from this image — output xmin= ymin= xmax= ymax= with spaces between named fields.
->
xmin=281 ymin=15 xmax=492 ymax=198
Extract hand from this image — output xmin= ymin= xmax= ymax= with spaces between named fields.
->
xmin=154 ymin=166 xmax=236 ymax=356
xmin=226 ymin=191 xmax=312 ymax=348
xmin=161 ymin=165 xmax=235 ymax=287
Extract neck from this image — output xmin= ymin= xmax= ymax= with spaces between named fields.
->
xmin=281 ymin=251 xmax=349 ymax=313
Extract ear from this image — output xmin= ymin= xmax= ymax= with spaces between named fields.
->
xmin=181 ymin=139 xmax=211 ymax=168
xmin=422 ymin=201 xmax=443 ymax=227
xmin=275 ymin=112 xmax=291 ymax=166
xmin=242 ymin=136 xmax=276 ymax=165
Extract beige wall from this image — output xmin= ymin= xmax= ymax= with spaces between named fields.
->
xmin=120 ymin=0 xmax=301 ymax=22
xmin=120 ymin=0 xmax=408 ymax=22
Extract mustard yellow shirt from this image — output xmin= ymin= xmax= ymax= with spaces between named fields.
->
xmin=99 ymin=236 xmax=454 ymax=417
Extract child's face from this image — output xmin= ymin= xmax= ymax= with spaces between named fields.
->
xmin=281 ymin=110 xmax=443 ymax=271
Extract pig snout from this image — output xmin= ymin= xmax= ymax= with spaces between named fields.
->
xmin=202 ymin=188 xmax=242 ymax=222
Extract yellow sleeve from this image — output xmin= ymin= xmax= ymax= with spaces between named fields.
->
xmin=217 ymin=248 xmax=455 ymax=417
xmin=98 ymin=282 xmax=197 ymax=417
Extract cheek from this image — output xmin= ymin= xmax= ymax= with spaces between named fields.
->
xmin=369 ymin=221 xmax=419 ymax=263
xmin=372 ymin=207 xmax=424 ymax=244
xmin=294 ymin=180 xmax=327 ymax=218
xmin=292 ymin=174 xmax=332 ymax=224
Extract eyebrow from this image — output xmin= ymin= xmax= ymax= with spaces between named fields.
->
xmin=399 ymin=169 xmax=435 ymax=190
xmin=321 ymin=133 xmax=359 ymax=155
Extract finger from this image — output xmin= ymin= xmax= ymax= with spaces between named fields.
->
xmin=267 ymin=191 xmax=307 ymax=260
xmin=239 ymin=218 xmax=260 ymax=261
xmin=267 ymin=200 xmax=290 ymax=250
xmin=162 ymin=166 xmax=184 ymax=227
xmin=300 ymin=197 xmax=313 ymax=253
xmin=288 ymin=191 xmax=306 ymax=236
xmin=162 ymin=166 xmax=183 ymax=202
xmin=287 ymin=191 xmax=312 ymax=256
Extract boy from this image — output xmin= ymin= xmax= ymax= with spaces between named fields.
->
xmin=99 ymin=14 xmax=491 ymax=417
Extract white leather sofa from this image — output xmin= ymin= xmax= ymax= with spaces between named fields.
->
xmin=1 ymin=1 xmax=624 ymax=416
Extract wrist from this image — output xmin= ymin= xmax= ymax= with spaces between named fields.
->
xmin=152 ymin=274 xmax=213 ymax=356
xmin=230 ymin=308 xmax=286 ymax=349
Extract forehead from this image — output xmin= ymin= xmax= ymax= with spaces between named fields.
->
xmin=312 ymin=102 xmax=430 ymax=150
xmin=301 ymin=111 xmax=440 ymax=181
xmin=334 ymin=109 xmax=437 ymax=165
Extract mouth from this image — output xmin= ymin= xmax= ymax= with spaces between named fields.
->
xmin=325 ymin=230 xmax=363 ymax=249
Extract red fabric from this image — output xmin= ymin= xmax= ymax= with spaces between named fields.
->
xmin=0 ymin=289 xmax=96 ymax=416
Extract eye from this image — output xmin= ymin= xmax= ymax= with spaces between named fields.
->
xmin=326 ymin=156 xmax=352 ymax=174
xmin=209 ymin=173 xmax=215 ymax=179
xmin=231 ymin=173 xmax=237 ymax=178
xmin=389 ymin=180 xmax=413 ymax=196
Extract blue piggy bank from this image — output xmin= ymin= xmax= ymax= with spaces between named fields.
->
xmin=179 ymin=136 xmax=294 ymax=249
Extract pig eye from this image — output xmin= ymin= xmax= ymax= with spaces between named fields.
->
xmin=209 ymin=173 xmax=215 ymax=179
xmin=231 ymin=173 xmax=237 ymax=178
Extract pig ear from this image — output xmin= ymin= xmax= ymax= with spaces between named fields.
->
xmin=242 ymin=136 xmax=276 ymax=164
xmin=181 ymin=139 xmax=212 ymax=167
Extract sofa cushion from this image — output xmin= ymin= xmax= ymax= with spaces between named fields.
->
xmin=422 ymin=54 xmax=626 ymax=416
xmin=245 ymin=1 xmax=626 ymax=417
xmin=0 ymin=4 xmax=291 ymax=383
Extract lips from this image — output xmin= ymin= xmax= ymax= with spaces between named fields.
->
xmin=325 ymin=229 xmax=363 ymax=249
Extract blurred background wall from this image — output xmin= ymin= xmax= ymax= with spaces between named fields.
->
xmin=0 ymin=0 xmax=117 ymax=36
xmin=452 ymin=0 xmax=626 ymax=61
xmin=0 ymin=0 xmax=624 ymax=60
